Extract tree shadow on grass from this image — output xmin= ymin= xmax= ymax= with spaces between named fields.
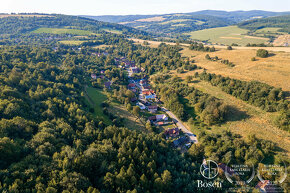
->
xmin=226 ymin=105 xmax=250 ymax=122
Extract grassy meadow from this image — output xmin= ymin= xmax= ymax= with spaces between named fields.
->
xmin=85 ymin=87 xmax=111 ymax=124
xmin=33 ymin=27 xmax=93 ymax=35
xmin=185 ymin=26 xmax=269 ymax=46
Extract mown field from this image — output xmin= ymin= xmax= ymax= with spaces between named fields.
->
xmin=32 ymin=27 xmax=93 ymax=35
xmin=185 ymin=26 xmax=269 ymax=46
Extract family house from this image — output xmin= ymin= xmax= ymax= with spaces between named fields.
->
xmin=128 ymin=83 xmax=136 ymax=90
xmin=147 ymin=105 xmax=158 ymax=113
xmin=156 ymin=114 xmax=168 ymax=121
xmin=164 ymin=128 xmax=180 ymax=138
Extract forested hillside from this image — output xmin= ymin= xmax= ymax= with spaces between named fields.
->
xmin=83 ymin=10 xmax=290 ymax=37
xmin=238 ymin=15 xmax=290 ymax=33
xmin=0 ymin=14 xmax=149 ymax=37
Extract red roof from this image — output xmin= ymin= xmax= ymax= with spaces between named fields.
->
xmin=142 ymin=90 xmax=154 ymax=95
xmin=164 ymin=128 xmax=179 ymax=135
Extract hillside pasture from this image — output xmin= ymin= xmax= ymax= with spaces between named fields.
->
xmin=180 ymin=47 xmax=290 ymax=91
xmin=32 ymin=27 xmax=93 ymax=35
xmin=185 ymin=26 xmax=269 ymax=46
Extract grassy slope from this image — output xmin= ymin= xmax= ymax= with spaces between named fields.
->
xmin=174 ymin=74 xmax=290 ymax=155
xmin=108 ymin=101 xmax=146 ymax=131
xmin=180 ymin=47 xmax=290 ymax=91
xmin=32 ymin=27 xmax=93 ymax=35
xmin=85 ymin=86 xmax=111 ymax=124
xmin=185 ymin=26 xmax=269 ymax=46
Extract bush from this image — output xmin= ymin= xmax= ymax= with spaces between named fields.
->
xmin=256 ymin=49 xmax=269 ymax=58
xmin=227 ymin=46 xmax=233 ymax=50
xmin=251 ymin=57 xmax=256 ymax=61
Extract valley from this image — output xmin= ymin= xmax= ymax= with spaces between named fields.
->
xmin=0 ymin=9 xmax=289 ymax=193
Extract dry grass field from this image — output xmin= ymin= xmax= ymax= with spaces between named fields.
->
xmin=131 ymin=38 xmax=290 ymax=91
xmin=180 ymin=47 xmax=290 ymax=91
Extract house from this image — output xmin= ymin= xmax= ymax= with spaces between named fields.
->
xmin=142 ymin=85 xmax=151 ymax=90
xmin=140 ymin=79 xmax=147 ymax=86
xmin=91 ymin=73 xmax=97 ymax=79
xmin=255 ymin=180 xmax=277 ymax=193
xmin=155 ymin=114 xmax=168 ymax=121
xmin=173 ymin=136 xmax=188 ymax=147
xmin=145 ymin=94 xmax=156 ymax=101
xmin=164 ymin=128 xmax=180 ymax=137
xmin=147 ymin=105 xmax=158 ymax=113
xmin=148 ymin=116 xmax=156 ymax=122
xmin=104 ymin=81 xmax=111 ymax=89
xmin=142 ymin=90 xmax=154 ymax=95
xmin=136 ymin=102 xmax=146 ymax=110
xmin=128 ymin=83 xmax=136 ymax=90
xmin=155 ymin=121 xmax=166 ymax=126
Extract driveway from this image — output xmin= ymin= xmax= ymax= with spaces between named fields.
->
xmin=163 ymin=107 xmax=198 ymax=144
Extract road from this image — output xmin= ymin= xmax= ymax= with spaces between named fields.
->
xmin=162 ymin=107 xmax=198 ymax=144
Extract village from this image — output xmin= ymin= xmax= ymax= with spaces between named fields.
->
xmin=91 ymin=53 xmax=198 ymax=150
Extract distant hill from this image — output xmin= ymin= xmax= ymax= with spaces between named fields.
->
xmin=0 ymin=14 xmax=148 ymax=36
xmin=187 ymin=10 xmax=290 ymax=22
xmin=238 ymin=15 xmax=290 ymax=33
xmin=82 ymin=10 xmax=290 ymax=37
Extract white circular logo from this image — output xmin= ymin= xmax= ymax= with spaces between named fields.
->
xmin=200 ymin=160 xmax=219 ymax=179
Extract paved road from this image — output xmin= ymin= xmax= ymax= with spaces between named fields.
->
xmin=162 ymin=107 xmax=198 ymax=144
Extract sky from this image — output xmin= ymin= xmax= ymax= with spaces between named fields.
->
xmin=1 ymin=0 xmax=289 ymax=15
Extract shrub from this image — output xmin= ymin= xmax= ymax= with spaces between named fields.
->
xmin=256 ymin=49 xmax=269 ymax=58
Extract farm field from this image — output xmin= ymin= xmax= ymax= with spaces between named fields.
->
xmin=180 ymin=47 xmax=290 ymax=91
xmin=185 ymin=26 xmax=269 ymax=46
xmin=32 ymin=27 xmax=93 ymax=35
xmin=173 ymin=75 xmax=290 ymax=156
